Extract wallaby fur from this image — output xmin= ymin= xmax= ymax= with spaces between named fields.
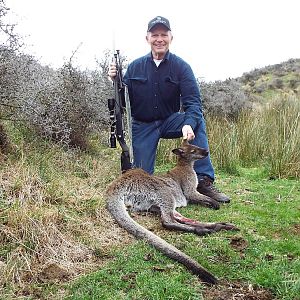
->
xmin=105 ymin=140 xmax=238 ymax=284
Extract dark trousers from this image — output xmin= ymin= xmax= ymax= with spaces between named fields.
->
xmin=132 ymin=112 xmax=215 ymax=181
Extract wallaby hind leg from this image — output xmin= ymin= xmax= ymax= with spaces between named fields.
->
xmin=160 ymin=208 xmax=205 ymax=234
xmin=173 ymin=211 xmax=239 ymax=234
xmin=161 ymin=210 xmax=219 ymax=236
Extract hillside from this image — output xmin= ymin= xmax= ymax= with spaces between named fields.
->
xmin=238 ymin=58 xmax=300 ymax=98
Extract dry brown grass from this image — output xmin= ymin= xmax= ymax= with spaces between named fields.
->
xmin=0 ymin=140 xmax=133 ymax=297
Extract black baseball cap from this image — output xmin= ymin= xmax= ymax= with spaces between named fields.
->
xmin=147 ymin=16 xmax=171 ymax=32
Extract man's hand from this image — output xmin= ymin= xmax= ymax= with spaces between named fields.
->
xmin=182 ymin=125 xmax=195 ymax=141
xmin=108 ymin=62 xmax=117 ymax=80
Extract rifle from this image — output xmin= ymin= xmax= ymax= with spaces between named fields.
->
xmin=107 ymin=50 xmax=133 ymax=173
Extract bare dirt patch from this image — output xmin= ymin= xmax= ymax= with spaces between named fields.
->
xmin=230 ymin=236 xmax=249 ymax=252
xmin=291 ymin=223 xmax=300 ymax=235
xmin=203 ymin=281 xmax=274 ymax=300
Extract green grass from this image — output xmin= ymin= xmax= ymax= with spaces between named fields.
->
xmin=66 ymin=243 xmax=203 ymax=300
xmin=1 ymin=101 xmax=300 ymax=299
xmin=64 ymin=168 xmax=300 ymax=300
xmin=207 ymin=95 xmax=300 ymax=178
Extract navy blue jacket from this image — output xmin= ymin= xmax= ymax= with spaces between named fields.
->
xmin=123 ymin=51 xmax=203 ymax=129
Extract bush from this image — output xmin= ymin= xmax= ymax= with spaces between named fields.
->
xmin=21 ymin=62 xmax=110 ymax=149
xmin=1 ymin=0 xmax=114 ymax=150
xmin=199 ymin=79 xmax=252 ymax=119
xmin=273 ymin=78 xmax=284 ymax=89
xmin=0 ymin=45 xmax=113 ymax=149
xmin=289 ymin=79 xmax=300 ymax=89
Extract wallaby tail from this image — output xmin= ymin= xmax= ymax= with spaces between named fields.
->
xmin=107 ymin=197 xmax=218 ymax=284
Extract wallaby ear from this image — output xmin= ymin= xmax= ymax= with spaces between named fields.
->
xmin=172 ymin=148 xmax=184 ymax=156
xmin=181 ymin=138 xmax=189 ymax=146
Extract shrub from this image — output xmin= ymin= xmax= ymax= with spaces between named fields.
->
xmin=21 ymin=62 xmax=109 ymax=149
xmin=289 ymin=79 xmax=299 ymax=89
xmin=273 ymin=78 xmax=284 ymax=89
xmin=199 ymin=79 xmax=252 ymax=119
xmin=0 ymin=45 xmax=113 ymax=149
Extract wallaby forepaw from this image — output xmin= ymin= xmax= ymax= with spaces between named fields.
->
xmin=210 ymin=201 xmax=220 ymax=210
xmin=215 ymin=222 xmax=239 ymax=231
xmin=194 ymin=227 xmax=213 ymax=236
xmin=203 ymin=197 xmax=220 ymax=210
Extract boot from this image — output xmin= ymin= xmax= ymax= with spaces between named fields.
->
xmin=197 ymin=176 xmax=230 ymax=203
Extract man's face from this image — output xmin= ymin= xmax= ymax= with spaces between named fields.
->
xmin=146 ymin=25 xmax=173 ymax=60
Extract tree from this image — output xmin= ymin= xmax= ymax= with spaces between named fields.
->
xmin=0 ymin=0 xmax=23 ymax=154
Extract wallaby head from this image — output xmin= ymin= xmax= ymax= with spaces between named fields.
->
xmin=172 ymin=139 xmax=208 ymax=162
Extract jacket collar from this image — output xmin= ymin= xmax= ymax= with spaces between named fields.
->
xmin=147 ymin=50 xmax=170 ymax=62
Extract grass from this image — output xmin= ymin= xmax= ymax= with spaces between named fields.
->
xmin=0 ymin=93 xmax=300 ymax=299
xmin=156 ymin=95 xmax=300 ymax=179
xmin=66 ymin=242 xmax=203 ymax=300
xmin=64 ymin=167 xmax=300 ymax=300
xmin=206 ymin=94 xmax=300 ymax=178
xmin=0 ymin=127 xmax=126 ymax=298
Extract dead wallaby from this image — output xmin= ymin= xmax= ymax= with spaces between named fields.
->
xmin=106 ymin=140 xmax=238 ymax=284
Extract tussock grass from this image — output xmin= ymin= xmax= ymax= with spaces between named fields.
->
xmin=208 ymin=94 xmax=300 ymax=178
xmin=1 ymin=206 xmax=92 ymax=285
xmin=157 ymin=94 xmax=300 ymax=178
xmin=0 ymin=127 xmax=131 ymax=297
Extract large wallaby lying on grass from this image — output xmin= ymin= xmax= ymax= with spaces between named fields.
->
xmin=106 ymin=140 xmax=238 ymax=284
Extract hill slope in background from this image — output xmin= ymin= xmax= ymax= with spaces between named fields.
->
xmin=238 ymin=58 xmax=300 ymax=98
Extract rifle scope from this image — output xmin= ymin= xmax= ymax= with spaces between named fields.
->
xmin=107 ymin=98 xmax=117 ymax=148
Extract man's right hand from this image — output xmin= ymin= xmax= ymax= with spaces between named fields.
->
xmin=182 ymin=125 xmax=195 ymax=141
xmin=108 ymin=62 xmax=117 ymax=80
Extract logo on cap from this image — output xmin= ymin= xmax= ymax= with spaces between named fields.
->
xmin=147 ymin=16 xmax=171 ymax=32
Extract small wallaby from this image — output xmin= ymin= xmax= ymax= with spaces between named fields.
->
xmin=106 ymin=140 xmax=238 ymax=284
